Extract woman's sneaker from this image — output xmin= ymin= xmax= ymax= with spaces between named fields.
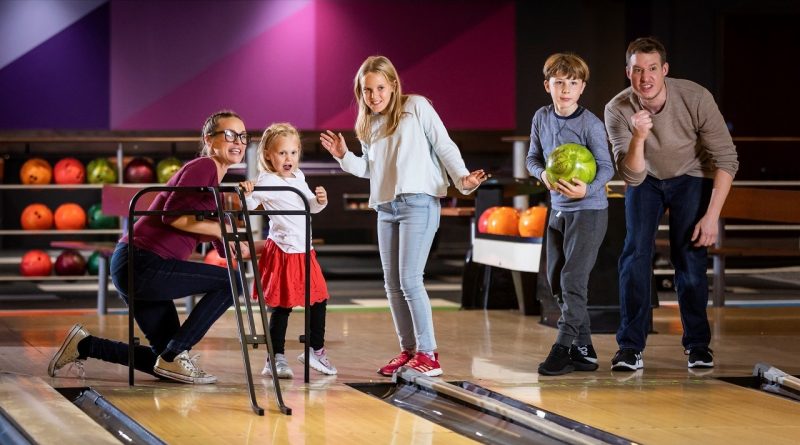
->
xmin=48 ymin=323 xmax=90 ymax=377
xmin=298 ymin=349 xmax=337 ymax=375
xmin=406 ymin=352 xmax=443 ymax=377
xmin=153 ymin=351 xmax=217 ymax=384
xmin=262 ymin=353 xmax=294 ymax=379
xmin=570 ymin=344 xmax=599 ymax=371
xmin=378 ymin=350 xmax=414 ymax=376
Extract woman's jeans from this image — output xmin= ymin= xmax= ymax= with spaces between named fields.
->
xmin=87 ymin=243 xmax=238 ymax=375
xmin=617 ymin=175 xmax=712 ymax=352
xmin=376 ymin=194 xmax=441 ymax=353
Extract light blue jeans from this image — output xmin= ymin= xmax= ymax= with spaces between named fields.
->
xmin=376 ymin=193 xmax=441 ymax=353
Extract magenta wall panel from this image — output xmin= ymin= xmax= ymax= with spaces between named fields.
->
xmin=1 ymin=0 xmax=515 ymax=131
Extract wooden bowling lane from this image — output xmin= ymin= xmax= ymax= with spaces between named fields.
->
xmin=4 ymin=305 xmax=800 ymax=444
xmin=99 ymin=380 xmax=477 ymax=444
xmin=0 ymin=373 xmax=118 ymax=444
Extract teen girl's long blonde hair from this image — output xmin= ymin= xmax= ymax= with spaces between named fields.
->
xmin=353 ymin=55 xmax=408 ymax=144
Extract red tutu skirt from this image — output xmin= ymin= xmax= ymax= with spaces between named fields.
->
xmin=253 ymin=239 xmax=329 ymax=308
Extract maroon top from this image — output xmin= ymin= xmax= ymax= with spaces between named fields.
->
xmin=120 ymin=157 xmax=223 ymax=260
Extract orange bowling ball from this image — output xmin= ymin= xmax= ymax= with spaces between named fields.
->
xmin=477 ymin=206 xmax=499 ymax=233
xmin=486 ymin=206 xmax=520 ymax=236
xmin=54 ymin=203 xmax=87 ymax=230
xmin=518 ymin=206 xmax=548 ymax=238
xmin=53 ymin=157 xmax=86 ymax=184
xmin=20 ymin=158 xmax=52 ymax=184
xmin=204 ymin=249 xmax=236 ymax=269
xmin=20 ymin=203 xmax=54 ymax=230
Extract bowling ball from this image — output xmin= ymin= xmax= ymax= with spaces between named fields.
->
xmin=86 ymin=251 xmax=102 ymax=275
xmin=124 ymin=157 xmax=155 ymax=183
xmin=486 ymin=206 xmax=520 ymax=236
xmin=54 ymin=203 xmax=87 ymax=230
xmin=86 ymin=157 xmax=118 ymax=184
xmin=20 ymin=203 xmax=54 ymax=230
xmin=204 ymin=249 xmax=236 ymax=269
xmin=87 ymin=203 xmax=117 ymax=229
xmin=477 ymin=207 xmax=499 ymax=234
xmin=518 ymin=206 xmax=548 ymax=238
xmin=20 ymin=250 xmax=53 ymax=276
xmin=20 ymin=158 xmax=52 ymax=184
xmin=54 ymin=249 xmax=87 ymax=276
xmin=156 ymin=157 xmax=183 ymax=183
xmin=545 ymin=143 xmax=597 ymax=185
xmin=53 ymin=157 xmax=85 ymax=184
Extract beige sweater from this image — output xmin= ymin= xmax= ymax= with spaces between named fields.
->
xmin=604 ymin=78 xmax=738 ymax=186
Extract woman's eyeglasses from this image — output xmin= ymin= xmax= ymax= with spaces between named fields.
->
xmin=208 ymin=129 xmax=251 ymax=144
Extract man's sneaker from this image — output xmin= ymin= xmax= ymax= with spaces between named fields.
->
xmin=298 ymin=349 xmax=337 ymax=375
xmin=686 ymin=347 xmax=714 ymax=368
xmin=570 ymin=344 xmax=599 ymax=372
xmin=262 ymin=353 xmax=294 ymax=379
xmin=378 ymin=350 xmax=415 ymax=376
xmin=538 ymin=344 xmax=574 ymax=376
xmin=406 ymin=352 xmax=443 ymax=377
xmin=153 ymin=351 xmax=217 ymax=384
xmin=611 ymin=348 xmax=643 ymax=371
xmin=48 ymin=324 xmax=89 ymax=377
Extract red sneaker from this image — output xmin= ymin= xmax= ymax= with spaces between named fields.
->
xmin=406 ymin=352 xmax=443 ymax=377
xmin=377 ymin=350 xmax=414 ymax=376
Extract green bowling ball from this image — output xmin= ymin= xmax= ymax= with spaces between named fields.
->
xmin=545 ymin=143 xmax=597 ymax=185
xmin=87 ymin=203 xmax=118 ymax=229
xmin=156 ymin=157 xmax=183 ymax=183
xmin=86 ymin=251 xmax=101 ymax=275
xmin=86 ymin=158 xmax=118 ymax=184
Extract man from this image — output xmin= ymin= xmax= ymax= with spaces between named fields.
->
xmin=604 ymin=37 xmax=738 ymax=371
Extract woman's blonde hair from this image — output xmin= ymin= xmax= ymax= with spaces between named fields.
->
xmin=256 ymin=122 xmax=301 ymax=173
xmin=353 ymin=55 xmax=408 ymax=144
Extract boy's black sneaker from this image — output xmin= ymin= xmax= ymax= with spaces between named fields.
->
xmin=538 ymin=344 xmax=574 ymax=376
xmin=611 ymin=348 xmax=643 ymax=371
xmin=569 ymin=344 xmax=599 ymax=371
xmin=686 ymin=347 xmax=714 ymax=368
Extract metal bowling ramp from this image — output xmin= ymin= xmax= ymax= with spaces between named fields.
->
xmin=349 ymin=368 xmax=636 ymax=445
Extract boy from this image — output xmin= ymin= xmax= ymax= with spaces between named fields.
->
xmin=526 ymin=53 xmax=615 ymax=375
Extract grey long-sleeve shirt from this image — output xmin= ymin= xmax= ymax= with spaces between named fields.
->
xmin=526 ymin=105 xmax=614 ymax=211
xmin=604 ymin=77 xmax=738 ymax=186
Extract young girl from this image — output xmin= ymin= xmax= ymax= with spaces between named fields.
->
xmin=320 ymin=56 xmax=487 ymax=377
xmin=240 ymin=123 xmax=335 ymax=378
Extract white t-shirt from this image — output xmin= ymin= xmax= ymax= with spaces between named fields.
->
xmin=244 ymin=169 xmax=326 ymax=253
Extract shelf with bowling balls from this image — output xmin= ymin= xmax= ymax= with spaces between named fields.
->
xmin=2 ymin=156 xmax=185 ymax=235
xmin=472 ymin=204 xmax=548 ymax=273
xmin=10 ymin=155 xmax=184 ymax=187
xmin=14 ymin=248 xmax=107 ymax=279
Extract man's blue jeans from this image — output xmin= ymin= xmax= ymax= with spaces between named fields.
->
xmin=617 ymin=175 xmax=713 ymax=352
xmin=376 ymin=194 xmax=441 ymax=353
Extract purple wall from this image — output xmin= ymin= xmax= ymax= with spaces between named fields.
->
xmin=0 ymin=0 xmax=515 ymax=131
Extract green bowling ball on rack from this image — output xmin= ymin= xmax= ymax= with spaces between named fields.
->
xmin=86 ymin=251 xmax=102 ymax=275
xmin=86 ymin=158 xmax=118 ymax=184
xmin=87 ymin=203 xmax=117 ymax=229
xmin=156 ymin=157 xmax=183 ymax=183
